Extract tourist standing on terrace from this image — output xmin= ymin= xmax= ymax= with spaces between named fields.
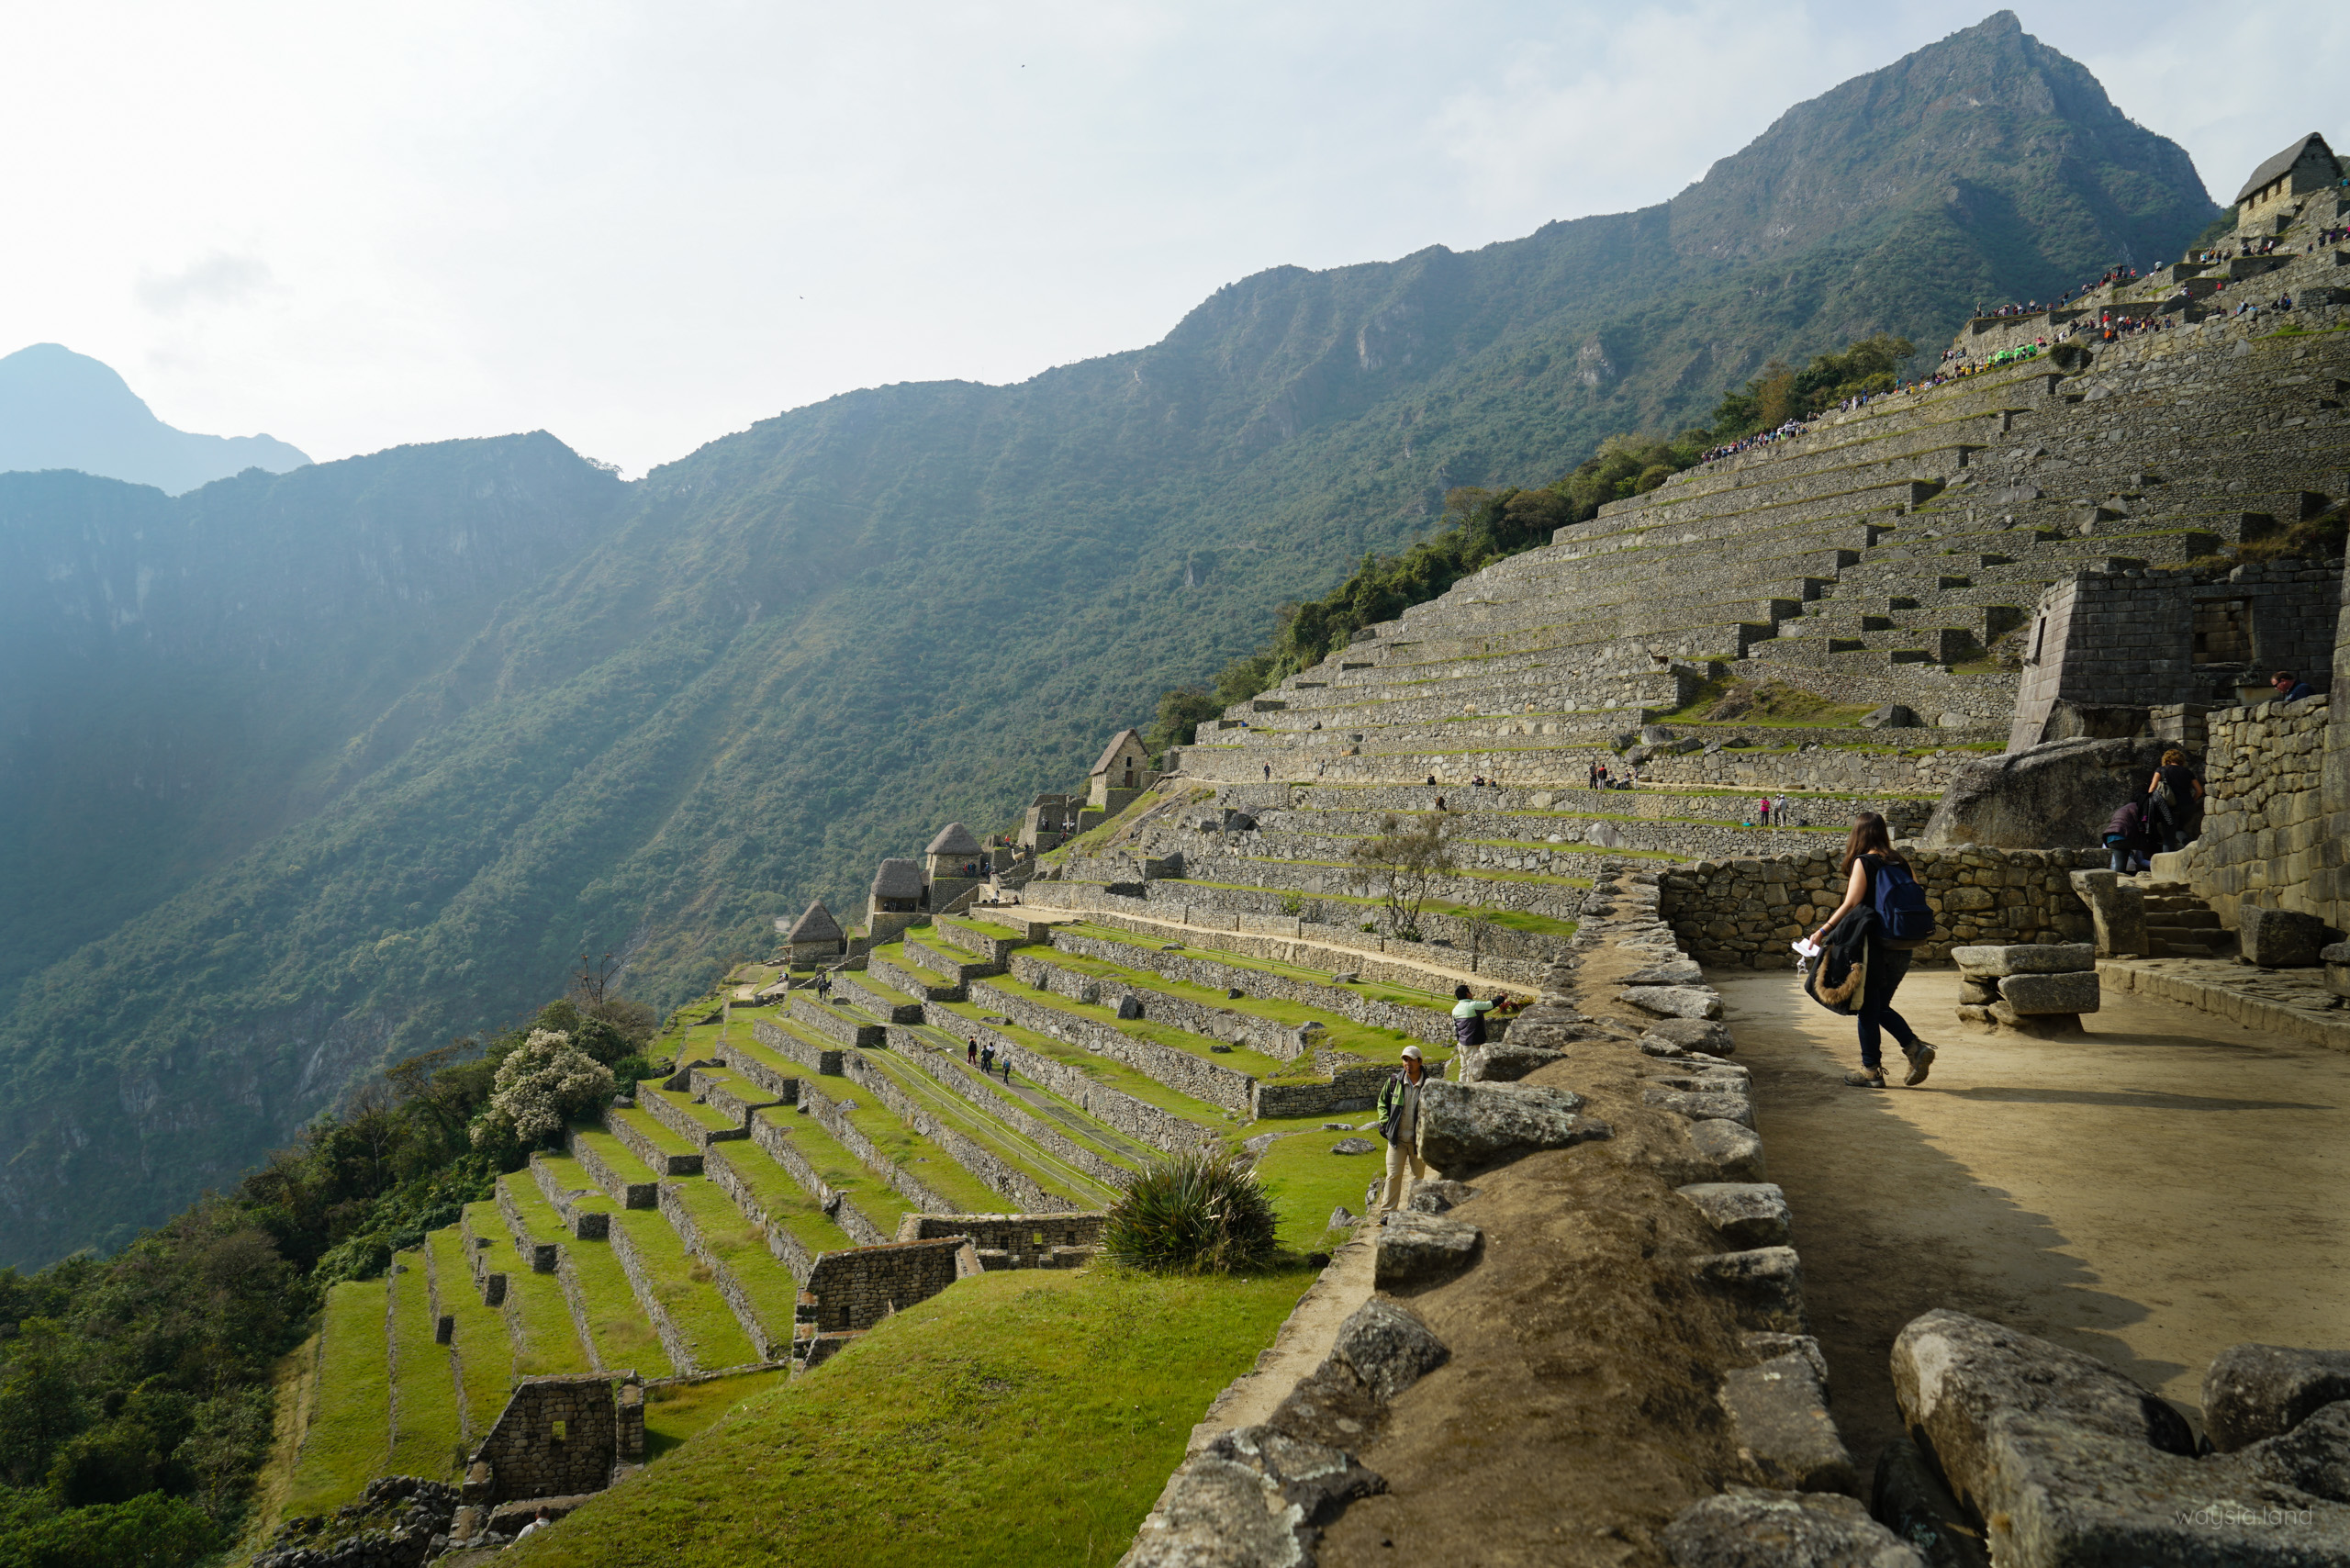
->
xmin=1376 ymin=1046 xmax=1430 ymax=1210
xmin=1807 ymin=812 xmax=1936 ymax=1090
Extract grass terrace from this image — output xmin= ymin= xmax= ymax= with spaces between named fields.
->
xmin=1057 ymin=920 xmax=1461 ymax=1014
xmin=386 ymin=1249 xmax=463 ymax=1479
xmin=570 ymin=1126 xmax=661 ymax=1193
xmin=498 ymin=1175 xmax=674 ymax=1379
xmin=425 ymin=1226 xmax=513 ymax=1437
xmin=610 ymin=1210 xmax=761 ymax=1371
xmin=938 ymin=914 xmax=1025 ymax=944
xmin=860 ymin=1032 xmax=1128 ymax=1205
xmin=663 ymin=1178 xmax=811 ymax=1345
xmin=751 ymin=1106 xmax=918 ymax=1237
xmin=610 ymin=1105 xmax=699 ymax=1164
xmin=1236 ymin=1122 xmax=1389 ymax=1253
xmin=702 ymin=1143 xmax=858 ymax=1261
xmin=1158 ymin=878 xmax=1586 ymax=935
xmin=1010 ymin=950 xmax=1427 ymax=1070
xmin=507 ymin=1265 xmax=1314 ymax=1568
xmin=284 ymin=1281 xmax=390 ymax=1516
xmin=651 ymin=1082 xmax=750 ymax=1136
xmin=822 ymin=1092 xmax=1022 ymax=1215
xmin=465 ymin=1200 xmax=591 ymax=1378
xmin=925 ymin=999 xmax=1236 ymax=1131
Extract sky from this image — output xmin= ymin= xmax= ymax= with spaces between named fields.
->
xmin=3 ymin=2 xmax=2344 ymax=476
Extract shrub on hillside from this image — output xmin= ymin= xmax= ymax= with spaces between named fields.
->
xmin=1102 ymin=1152 xmax=1278 ymax=1274
xmin=470 ymin=1030 xmax=615 ymax=1149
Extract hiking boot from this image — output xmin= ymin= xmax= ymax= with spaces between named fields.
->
xmin=1903 ymin=1042 xmax=1937 ymax=1086
xmin=1842 ymin=1069 xmax=1886 ymax=1088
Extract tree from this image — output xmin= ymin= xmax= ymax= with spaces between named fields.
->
xmin=1147 ymin=686 xmax=1221 ymax=752
xmin=1348 ymin=812 xmax=1456 ymax=942
xmin=471 ymin=1030 xmax=614 ymax=1149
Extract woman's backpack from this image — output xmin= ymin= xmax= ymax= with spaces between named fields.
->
xmin=1869 ymin=857 xmax=1937 ymax=949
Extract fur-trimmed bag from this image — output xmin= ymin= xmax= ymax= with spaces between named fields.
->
xmin=1805 ymin=916 xmax=1873 ymax=1015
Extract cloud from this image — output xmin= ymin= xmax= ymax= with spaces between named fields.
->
xmin=136 ymin=252 xmax=274 ymax=316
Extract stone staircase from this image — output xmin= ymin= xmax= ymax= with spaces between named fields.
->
xmin=2142 ymin=880 xmax=2237 ymax=959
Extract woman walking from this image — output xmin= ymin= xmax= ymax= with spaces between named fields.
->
xmin=1807 ymin=812 xmax=1935 ymax=1089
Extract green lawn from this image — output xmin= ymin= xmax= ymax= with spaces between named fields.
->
xmin=498 ymin=1175 xmax=674 ymax=1379
xmin=664 ymin=1177 xmax=809 ymax=1348
xmin=643 ymin=1369 xmax=793 ymax=1462
xmin=753 ymin=1106 xmax=917 ymax=1237
xmin=649 ymin=1086 xmax=736 ymax=1135
xmin=1239 ymin=1123 xmax=1390 ymax=1252
xmin=703 ymin=1142 xmax=858 ymax=1261
xmin=717 ymin=1028 xmax=806 ymax=1092
xmin=940 ymin=914 xmax=1024 ymax=944
xmin=842 ymin=966 xmax=924 ymax=1011
xmin=466 ymin=1199 xmax=592 ymax=1380
xmin=284 ymin=1281 xmax=388 ymax=1515
xmin=509 ymin=1266 xmax=1314 ymax=1568
xmin=386 ymin=1249 xmax=463 ymax=1480
xmin=425 ymin=1225 xmax=513 ymax=1441
xmin=610 ymin=1210 xmax=760 ymax=1372
xmin=1163 ymin=878 xmax=1586 ymax=935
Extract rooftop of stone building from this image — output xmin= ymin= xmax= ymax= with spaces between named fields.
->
xmin=926 ymin=822 xmax=982 ymax=856
xmin=870 ymin=858 xmax=923 ymax=899
xmin=1090 ymin=727 xmax=1144 ymax=775
xmin=786 ymin=899 xmax=844 ymax=944
xmin=2233 ymin=130 xmax=2338 ymax=203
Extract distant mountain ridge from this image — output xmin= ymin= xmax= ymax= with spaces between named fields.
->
xmin=0 ymin=342 xmax=310 ymax=495
xmin=0 ymin=11 xmax=2220 ymax=1266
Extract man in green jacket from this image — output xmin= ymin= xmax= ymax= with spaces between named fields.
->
xmin=1376 ymin=1046 xmax=1429 ymax=1212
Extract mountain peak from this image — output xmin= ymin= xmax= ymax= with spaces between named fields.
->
xmin=0 ymin=342 xmax=309 ymax=495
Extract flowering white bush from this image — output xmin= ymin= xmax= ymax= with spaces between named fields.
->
xmin=471 ymin=1028 xmax=615 ymax=1148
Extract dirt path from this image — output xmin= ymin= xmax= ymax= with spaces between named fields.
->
xmin=1717 ymin=966 xmax=2350 ymax=1470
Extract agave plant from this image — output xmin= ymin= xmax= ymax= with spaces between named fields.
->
xmin=1102 ymin=1149 xmax=1280 ymax=1273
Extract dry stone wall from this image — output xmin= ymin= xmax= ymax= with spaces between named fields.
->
xmin=1661 ymin=846 xmax=2103 ymax=968
xmin=470 ymin=1376 xmax=620 ymax=1504
xmin=832 ymin=1037 xmax=1081 ymax=1213
xmin=803 ymin=1238 xmax=978 ymax=1333
xmin=2173 ymin=695 xmax=2334 ymax=927
xmin=973 ymin=971 xmax=1256 ymax=1117
xmin=698 ymin=1145 xmax=822 ymax=1282
xmin=922 ymin=1007 xmax=1215 ymax=1155
xmin=746 ymin=1114 xmax=890 ymax=1248
xmin=875 ymin=1023 xmax=1133 ymax=1191
xmin=896 ymin=1213 xmax=1106 ymax=1268
xmin=1045 ymin=927 xmax=1458 ymax=1047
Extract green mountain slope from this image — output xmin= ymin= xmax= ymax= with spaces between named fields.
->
xmin=0 ymin=11 xmax=2216 ymax=1265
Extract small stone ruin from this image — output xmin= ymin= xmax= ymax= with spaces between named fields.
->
xmin=1950 ymin=941 xmax=2099 ymax=1033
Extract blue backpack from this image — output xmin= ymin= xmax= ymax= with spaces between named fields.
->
xmin=1870 ymin=857 xmax=1936 ymax=948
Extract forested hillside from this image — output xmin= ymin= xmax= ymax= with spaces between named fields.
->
xmin=0 ymin=11 xmax=2216 ymax=1265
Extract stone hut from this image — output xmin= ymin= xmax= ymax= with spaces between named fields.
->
xmin=464 ymin=1374 xmax=641 ymax=1506
xmin=867 ymin=858 xmax=925 ymax=943
xmin=2233 ymin=131 xmax=2342 ymax=229
xmin=925 ymin=822 xmax=986 ymax=881
xmin=781 ymin=899 xmax=846 ymax=966
xmin=1020 ymin=792 xmax=1078 ymax=852
xmin=1089 ymin=728 xmax=1153 ymax=812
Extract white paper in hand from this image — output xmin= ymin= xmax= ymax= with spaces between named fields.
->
xmin=1791 ymin=936 xmax=1821 ymax=960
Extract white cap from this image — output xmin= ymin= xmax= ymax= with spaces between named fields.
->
xmin=1400 ymin=1045 xmax=1422 ymax=1059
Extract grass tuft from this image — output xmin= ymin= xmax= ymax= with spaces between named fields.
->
xmin=1102 ymin=1152 xmax=1278 ymax=1274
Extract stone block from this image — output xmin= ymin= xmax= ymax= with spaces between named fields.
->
xmin=1995 ymin=970 xmax=2100 ymax=1014
xmin=1685 ymin=1118 xmax=1766 ymax=1182
xmin=1956 ymin=978 xmax=1997 ymax=1005
xmin=2067 ymin=869 xmax=2145 ymax=958
xmin=1662 ymin=1491 xmax=1923 ymax=1568
xmin=1950 ymin=943 xmax=2096 ymax=977
xmin=1675 ymin=1182 xmax=1791 ymax=1247
xmin=1121 ymin=1426 xmax=1384 ymax=1568
xmin=1692 ymin=1246 xmax=1807 ymax=1333
xmin=1415 ymin=1081 xmax=1611 ymax=1176
xmin=1718 ymin=1352 xmax=1860 ymax=1495
xmin=1373 ymin=1211 xmax=1482 ymax=1289
xmin=1622 ymin=985 xmax=1725 ymax=1020
xmin=2327 ymin=942 xmax=2350 ymax=1000
xmin=1329 ymin=1298 xmax=1449 ymax=1402
xmin=1644 ymin=1088 xmax=1755 ymax=1127
xmin=1460 ymin=1043 xmax=1568 ymax=1083
xmin=1405 ymin=1179 xmax=1477 ymax=1215
xmin=2202 ymin=1343 xmax=2350 ymax=1452
xmin=2240 ymin=905 xmax=2336 ymax=968
xmin=1644 ymin=1018 xmax=1737 ymax=1055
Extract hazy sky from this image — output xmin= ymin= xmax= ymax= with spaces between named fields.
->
xmin=4 ymin=2 xmax=2343 ymax=476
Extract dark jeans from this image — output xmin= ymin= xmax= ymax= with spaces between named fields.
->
xmin=2109 ymin=845 xmax=2150 ymax=874
xmin=1856 ymin=942 xmax=1920 ymax=1072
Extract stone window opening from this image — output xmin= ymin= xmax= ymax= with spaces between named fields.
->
xmin=2191 ymin=599 xmax=2252 ymax=666
xmin=550 ymin=1418 xmax=567 ymax=1444
xmin=2029 ymin=614 xmax=2047 ymax=666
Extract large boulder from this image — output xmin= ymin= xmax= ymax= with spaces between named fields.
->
xmin=1329 ymin=1298 xmax=1449 ymax=1402
xmin=1118 ymin=1425 xmax=1384 ymax=1567
xmin=2240 ymin=906 xmax=2340 ymax=969
xmin=1891 ymin=1309 xmax=2350 ymax=1565
xmin=1372 ymin=1211 xmax=1481 ymax=1289
xmin=1920 ymin=738 xmax=2160 ymax=849
xmin=2204 ymin=1344 xmax=2350 ymax=1452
